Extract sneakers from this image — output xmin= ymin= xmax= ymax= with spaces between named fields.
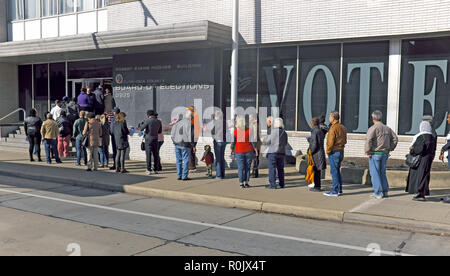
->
xmin=323 ymin=192 xmax=339 ymax=197
xmin=146 ymin=170 xmax=152 ymax=175
xmin=370 ymin=194 xmax=383 ymax=200
xmin=308 ymin=183 xmax=315 ymax=188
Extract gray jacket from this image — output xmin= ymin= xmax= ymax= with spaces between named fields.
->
xmin=365 ymin=123 xmax=398 ymax=154
xmin=138 ymin=116 xmax=162 ymax=143
xmin=171 ymin=118 xmax=195 ymax=148
xmin=262 ymin=127 xmax=288 ymax=155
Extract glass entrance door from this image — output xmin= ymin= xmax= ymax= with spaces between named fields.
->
xmin=69 ymin=78 xmax=112 ymax=98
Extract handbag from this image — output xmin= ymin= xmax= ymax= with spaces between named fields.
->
xmin=405 ymin=153 xmax=421 ymax=169
xmin=141 ymin=138 xmax=146 ymax=151
xmin=81 ymin=123 xmax=90 ymax=147
xmin=305 ymin=149 xmax=315 ymax=183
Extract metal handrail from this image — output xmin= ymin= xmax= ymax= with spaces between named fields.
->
xmin=0 ymin=108 xmax=26 ymax=124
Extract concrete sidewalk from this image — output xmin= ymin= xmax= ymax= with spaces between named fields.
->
xmin=0 ymin=150 xmax=449 ymax=236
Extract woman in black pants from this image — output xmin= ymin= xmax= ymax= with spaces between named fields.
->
xmin=113 ymin=112 xmax=130 ymax=173
xmin=24 ymin=109 xmax=43 ymax=162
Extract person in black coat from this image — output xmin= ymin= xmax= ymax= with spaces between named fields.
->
xmin=138 ymin=110 xmax=162 ymax=175
xmin=406 ymin=121 xmax=437 ymax=201
xmin=309 ymin=117 xmax=327 ymax=192
xmin=24 ymin=109 xmax=43 ymax=162
xmin=112 ymin=112 xmax=130 ymax=173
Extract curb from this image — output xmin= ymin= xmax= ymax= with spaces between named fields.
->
xmin=0 ymin=168 xmax=449 ymax=236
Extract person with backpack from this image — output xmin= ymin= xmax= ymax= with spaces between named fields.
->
xmin=56 ymin=110 xmax=72 ymax=158
xmin=24 ymin=109 xmax=43 ymax=162
xmin=73 ymin=111 xmax=88 ymax=166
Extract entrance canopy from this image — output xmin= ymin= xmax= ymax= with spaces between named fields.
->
xmin=0 ymin=21 xmax=232 ymax=64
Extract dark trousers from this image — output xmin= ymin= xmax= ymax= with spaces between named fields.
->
xmin=251 ymin=155 xmax=260 ymax=178
xmin=189 ymin=147 xmax=197 ymax=170
xmin=213 ymin=141 xmax=226 ymax=178
xmin=111 ymin=134 xmax=118 ymax=168
xmin=145 ymin=140 xmax=159 ymax=171
xmin=116 ymin=149 xmax=126 ymax=171
xmin=94 ymin=107 xmax=105 ymax=116
xmin=28 ymin=135 xmax=41 ymax=160
xmin=156 ymin=141 xmax=164 ymax=171
xmin=313 ymin=166 xmax=321 ymax=189
xmin=268 ymin=153 xmax=285 ymax=188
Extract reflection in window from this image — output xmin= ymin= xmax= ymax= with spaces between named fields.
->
xmin=59 ymin=0 xmax=75 ymax=14
xmin=342 ymin=42 xmax=389 ymax=133
xmin=25 ymin=0 xmax=40 ymax=19
xmin=42 ymin=0 xmax=58 ymax=17
xmin=97 ymin=0 xmax=106 ymax=8
xmin=223 ymin=49 xmax=258 ymax=112
xmin=68 ymin=59 xmax=113 ymax=79
xmin=259 ymin=47 xmax=297 ymax=131
xmin=50 ymin=63 xmax=67 ymax=104
xmin=7 ymin=0 xmax=24 ymax=21
xmin=399 ymin=37 xmax=450 ymax=136
xmin=77 ymin=0 xmax=96 ymax=11
xmin=298 ymin=44 xmax=341 ymax=131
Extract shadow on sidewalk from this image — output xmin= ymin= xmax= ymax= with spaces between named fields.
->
xmin=0 ymin=160 xmax=159 ymax=197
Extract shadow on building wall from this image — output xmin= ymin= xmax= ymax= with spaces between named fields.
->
xmin=140 ymin=1 xmax=159 ymax=27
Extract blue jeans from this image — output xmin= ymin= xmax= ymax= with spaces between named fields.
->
xmin=75 ymin=139 xmax=87 ymax=166
xmin=98 ymin=145 xmax=109 ymax=167
xmin=235 ymin=151 xmax=254 ymax=183
xmin=268 ymin=153 xmax=285 ymax=188
xmin=328 ymin=151 xmax=344 ymax=194
xmin=214 ymin=141 xmax=226 ymax=178
xmin=369 ymin=153 xmax=389 ymax=196
xmin=44 ymin=139 xmax=61 ymax=163
xmin=175 ymin=145 xmax=191 ymax=179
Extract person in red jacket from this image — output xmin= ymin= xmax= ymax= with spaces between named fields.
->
xmin=231 ymin=116 xmax=258 ymax=188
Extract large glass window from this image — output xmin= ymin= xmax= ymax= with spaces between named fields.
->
xmin=50 ymin=63 xmax=66 ymax=104
xmin=98 ymin=0 xmax=106 ymax=8
xmin=223 ymin=49 xmax=258 ymax=112
xmin=18 ymin=65 xmax=32 ymax=121
xmin=399 ymin=37 xmax=450 ymax=136
xmin=342 ymin=41 xmax=389 ymax=133
xmin=78 ymin=0 xmax=96 ymax=11
xmin=298 ymin=44 xmax=341 ymax=131
xmin=42 ymin=0 xmax=58 ymax=17
xmin=25 ymin=0 xmax=40 ymax=19
xmin=34 ymin=64 xmax=49 ymax=119
xmin=259 ymin=47 xmax=297 ymax=130
xmin=59 ymin=0 xmax=75 ymax=14
xmin=7 ymin=0 xmax=24 ymax=21
xmin=68 ymin=59 xmax=113 ymax=79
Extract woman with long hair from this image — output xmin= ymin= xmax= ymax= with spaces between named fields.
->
xmin=24 ymin=109 xmax=43 ymax=162
xmin=112 ymin=112 xmax=130 ymax=173
xmin=231 ymin=116 xmax=258 ymax=188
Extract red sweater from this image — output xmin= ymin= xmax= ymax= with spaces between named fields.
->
xmin=234 ymin=128 xmax=254 ymax=153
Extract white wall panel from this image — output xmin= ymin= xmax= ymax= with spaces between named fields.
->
xmin=78 ymin=12 xmax=97 ymax=34
xmin=11 ymin=22 xmax=25 ymax=41
xmin=42 ymin=18 xmax=59 ymax=38
xmin=25 ymin=20 xmax=41 ymax=40
xmin=98 ymin=10 xmax=108 ymax=32
xmin=59 ymin=14 xmax=77 ymax=36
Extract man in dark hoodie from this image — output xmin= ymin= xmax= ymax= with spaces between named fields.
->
xmin=93 ymin=85 xmax=105 ymax=115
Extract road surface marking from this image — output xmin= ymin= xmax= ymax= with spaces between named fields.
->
xmin=0 ymin=187 xmax=414 ymax=256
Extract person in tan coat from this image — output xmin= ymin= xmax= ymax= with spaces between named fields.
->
xmin=83 ymin=112 xmax=103 ymax=171
xmin=324 ymin=111 xmax=347 ymax=197
xmin=41 ymin=113 xmax=62 ymax=164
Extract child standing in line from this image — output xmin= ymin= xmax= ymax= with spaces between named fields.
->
xmin=201 ymin=145 xmax=215 ymax=178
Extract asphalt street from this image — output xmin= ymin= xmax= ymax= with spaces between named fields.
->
xmin=0 ymin=175 xmax=449 ymax=256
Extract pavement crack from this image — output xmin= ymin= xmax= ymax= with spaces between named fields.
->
xmin=395 ymin=232 xmax=415 ymax=255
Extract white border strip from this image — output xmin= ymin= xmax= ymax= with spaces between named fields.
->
xmin=0 ymin=187 xmax=414 ymax=256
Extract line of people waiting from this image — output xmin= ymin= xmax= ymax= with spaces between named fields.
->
xmin=24 ymin=102 xmax=450 ymax=202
